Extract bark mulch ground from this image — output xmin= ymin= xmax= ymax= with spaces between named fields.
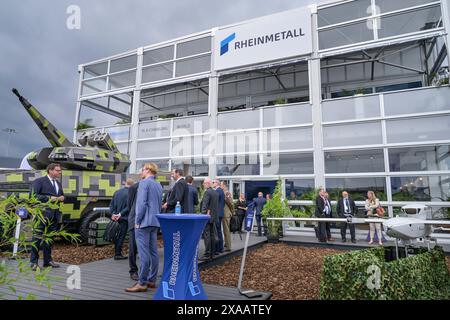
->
xmin=200 ymin=243 xmax=346 ymax=300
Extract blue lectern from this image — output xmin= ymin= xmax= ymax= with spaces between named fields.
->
xmin=153 ymin=214 xmax=210 ymax=300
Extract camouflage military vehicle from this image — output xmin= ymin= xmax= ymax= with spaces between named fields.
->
xmin=0 ymin=89 xmax=170 ymax=242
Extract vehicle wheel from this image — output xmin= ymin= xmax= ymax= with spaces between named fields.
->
xmin=79 ymin=210 xmax=111 ymax=243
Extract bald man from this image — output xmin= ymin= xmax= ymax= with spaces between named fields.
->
xmin=199 ymin=178 xmax=219 ymax=261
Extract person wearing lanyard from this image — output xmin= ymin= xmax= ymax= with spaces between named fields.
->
xmin=336 ymin=191 xmax=357 ymax=243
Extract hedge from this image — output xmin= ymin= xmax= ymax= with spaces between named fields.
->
xmin=319 ymin=246 xmax=450 ymax=300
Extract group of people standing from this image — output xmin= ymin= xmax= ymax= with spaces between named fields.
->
xmin=315 ymin=187 xmax=385 ymax=245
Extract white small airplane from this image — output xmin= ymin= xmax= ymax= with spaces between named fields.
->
xmin=267 ymin=204 xmax=450 ymax=257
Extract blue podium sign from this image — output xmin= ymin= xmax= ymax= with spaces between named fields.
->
xmin=244 ymin=202 xmax=255 ymax=232
xmin=154 ymin=214 xmax=210 ymax=300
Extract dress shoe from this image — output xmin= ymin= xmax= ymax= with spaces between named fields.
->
xmin=30 ymin=263 xmax=39 ymax=271
xmin=351 ymin=239 xmax=357 ymax=244
xmin=147 ymin=282 xmax=157 ymax=289
xmin=114 ymin=255 xmax=128 ymax=260
xmin=130 ymin=273 xmax=139 ymax=281
xmin=328 ymin=238 xmax=335 ymax=242
xmin=224 ymin=248 xmax=231 ymax=252
xmin=125 ymin=283 xmax=148 ymax=292
xmin=341 ymin=238 xmax=347 ymax=243
xmin=43 ymin=261 xmax=60 ymax=268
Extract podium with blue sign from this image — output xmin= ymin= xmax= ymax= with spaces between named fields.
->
xmin=153 ymin=214 xmax=210 ymax=300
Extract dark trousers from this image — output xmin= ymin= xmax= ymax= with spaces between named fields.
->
xmin=114 ymin=219 xmax=128 ymax=256
xmin=203 ymin=222 xmax=216 ymax=259
xmin=215 ymin=217 xmax=224 ymax=253
xmin=341 ymin=223 xmax=356 ymax=241
xmin=318 ymin=221 xmax=331 ymax=242
xmin=238 ymin=214 xmax=245 ymax=231
xmin=256 ymin=214 xmax=262 ymax=236
xmin=30 ymin=216 xmax=58 ymax=265
xmin=128 ymin=228 xmax=138 ymax=275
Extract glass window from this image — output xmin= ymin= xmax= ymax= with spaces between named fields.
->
xmin=136 ymin=139 xmax=170 ymax=158
xmin=143 ymin=46 xmax=174 ymax=66
xmin=175 ymin=55 xmax=211 ymax=77
xmin=322 ymin=95 xmax=380 ymax=122
xmin=105 ymin=126 xmax=131 ymax=142
xmin=83 ymin=62 xmax=108 ymax=79
xmin=323 ymin=121 xmax=383 ymax=148
xmin=375 ymin=82 xmax=422 ymax=93
xmin=218 ymin=110 xmax=259 ymax=131
xmin=325 ymin=149 xmax=385 ymax=173
xmin=176 ymin=37 xmax=211 ymax=58
xmin=285 ymin=179 xmax=315 ymax=200
xmin=378 ymin=5 xmax=441 ymax=39
xmin=386 ymin=115 xmax=450 ymax=144
xmin=172 ymin=157 xmax=209 ymax=177
xmin=263 ymin=104 xmax=312 ymax=127
xmin=217 ymin=154 xmax=260 ymax=176
xmin=136 ymin=159 xmax=170 ymax=173
xmin=138 ymin=121 xmax=171 ymax=139
xmin=218 ymin=131 xmax=259 ymax=155
xmin=173 ymin=116 xmax=209 ymax=135
xmin=172 ymin=135 xmax=209 ymax=157
xmin=384 ymin=87 xmax=450 ymax=116
xmin=389 ymin=145 xmax=450 ymax=172
xmin=110 ymin=55 xmax=137 ymax=73
xmin=391 ymin=175 xmax=449 ymax=202
xmin=115 ymin=142 xmax=130 ymax=155
xmin=263 ymin=127 xmax=313 ymax=151
xmin=318 ymin=0 xmax=371 ymax=27
xmin=376 ymin=0 xmax=439 ymax=14
xmin=81 ymin=77 xmax=107 ymax=95
xmin=108 ymin=71 xmax=136 ymax=90
xmin=326 ymin=177 xmax=387 ymax=201
xmin=319 ymin=21 xmax=374 ymax=50
xmin=263 ymin=152 xmax=314 ymax=175
xmin=142 ymin=63 xmax=174 ymax=83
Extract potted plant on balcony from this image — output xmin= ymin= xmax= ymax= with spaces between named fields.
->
xmin=261 ymin=180 xmax=290 ymax=243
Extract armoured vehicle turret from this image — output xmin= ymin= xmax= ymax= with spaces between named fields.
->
xmin=0 ymin=89 xmax=170 ymax=242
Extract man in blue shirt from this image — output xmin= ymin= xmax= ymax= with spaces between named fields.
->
xmin=253 ymin=192 xmax=267 ymax=236
xmin=126 ymin=163 xmax=163 ymax=293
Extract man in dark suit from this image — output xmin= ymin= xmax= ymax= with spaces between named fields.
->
xmin=336 ymin=191 xmax=357 ymax=243
xmin=185 ymin=175 xmax=199 ymax=214
xmin=315 ymin=188 xmax=332 ymax=243
xmin=29 ymin=163 xmax=64 ymax=270
xmin=213 ymin=179 xmax=225 ymax=254
xmin=162 ymin=168 xmax=189 ymax=213
xmin=199 ymin=178 xmax=219 ymax=261
xmin=110 ymin=178 xmax=134 ymax=260
xmin=127 ymin=172 xmax=144 ymax=281
xmin=253 ymin=192 xmax=267 ymax=236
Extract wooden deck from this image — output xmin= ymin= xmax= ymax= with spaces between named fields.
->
xmin=1 ymin=234 xmax=270 ymax=300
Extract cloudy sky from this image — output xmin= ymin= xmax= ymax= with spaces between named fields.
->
xmin=0 ymin=0 xmax=321 ymax=160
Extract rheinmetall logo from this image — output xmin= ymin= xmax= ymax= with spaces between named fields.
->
xmin=219 ymin=28 xmax=305 ymax=56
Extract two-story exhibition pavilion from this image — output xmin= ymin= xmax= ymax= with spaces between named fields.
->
xmin=74 ymin=0 xmax=450 ymax=223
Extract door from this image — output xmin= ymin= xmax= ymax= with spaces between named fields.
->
xmin=245 ymin=180 xmax=277 ymax=202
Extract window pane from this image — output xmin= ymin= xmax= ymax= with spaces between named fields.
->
xmin=83 ymin=62 xmax=108 ymax=79
xmin=136 ymin=159 xmax=169 ymax=173
xmin=218 ymin=131 xmax=259 ymax=154
xmin=81 ymin=77 xmax=107 ymax=95
xmin=115 ymin=142 xmax=130 ymax=155
xmin=138 ymin=121 xmax=171 ymax=139
xmin=217 ymin=155 xmax=260 ymax=176
xmin=108 ymin=71 xmax=136 ymax=90
xmin=318 ymin=0 xmax=371 ymax=27
xmin=326 ymin=177 xmax=387 ymax=201
xmin=384 ymin=87 xmax=450 ymax=116
xmin=325 ymin=149 xmax=385 ymax=173
xmin=136 ymin=139 xmax=170 ymax=158
xmin=386 ymin=116 xmax=450 ymax=144
xmin=218 ymin=110 xmax=259 ymax=130
xmin=263 ymin=104 xmax=312 ymax=127
xmin=378 ymin=6 xmax=441 ymax=39
xmin=322 ymin=95 xmax=380 ymax=122
xmin=172 ymin=135 xmax=209 ymax=157
xmin=143 ymin=46 xmax=174 ymax=66
xmin=173 ymin=116 xmax=209 ymax=134
xmin=176 ymin=37 xmax=211 ymax=58
xmin=285 ymin=179 xmax=315 ymax=200
xmin=264 ymin=127 xmax=313 ymax=151
xmin=142 ymin=63 xmax=173 ymax=83
xmin=391 ymin=175 xmax=449 ymax=202
xmin=110 ymin=55 xmax=137 ymax=73
xmin=389 ymin=145 xmax=450 ymax=172
xmin=172 ymin=158 xmax=209 ymax=177
xmin=376 ymin=0 xmax=439 ymax=13
xmin=263 ymin=153 xmax=314 ymax=175
xmin=105 ymin=126 xmax=131 ymax=142
xmin=323 ymin=122 xmax=383 ymax=147
xmin=175 ymin=55 xmax=211 ymax=77
xmin=319 ymin=21 xmax=374 ymax=50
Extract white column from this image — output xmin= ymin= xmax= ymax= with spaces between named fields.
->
xmin=129 ymin=47 xmax=144 ymax=173
xmin=309 ymin=4 xmax=326 ymax=189
xmin=208 ymin=29 xmax=219 ymax=179
xmin=73 ymin=65 xmax=84 ymax=143
xmin=441 ymin=0 xmax=450 ymax=68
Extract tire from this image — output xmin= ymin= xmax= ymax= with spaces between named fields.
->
xmin=79 ymin=209 xmax=111 ymax=243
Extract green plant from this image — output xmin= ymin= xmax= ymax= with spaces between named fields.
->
xmin=354 ymin=88 xmax=365 ymax=95
xmin=75 ymin=118 xmax=94 ymax=130
xmin=0 ymin=195 xmax=81 ymax=299
xmin=261 ymin=180 xmax=290 ymax=237
xmin=115 ymin=119 xmax=130 ymax=125
xmin=274 ymin=98 xmax=287 ymax=105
